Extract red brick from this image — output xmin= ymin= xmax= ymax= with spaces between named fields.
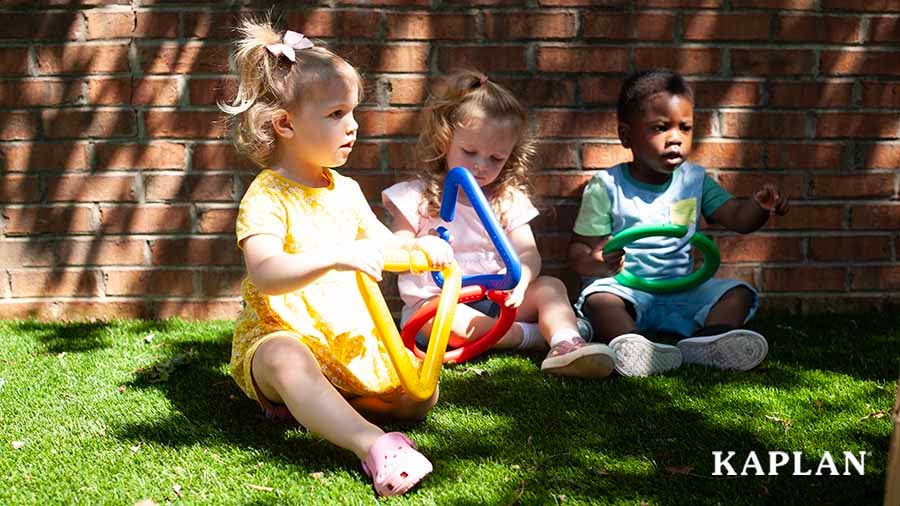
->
xmin=766 ymin=143 xmax=845 ymax=169
xmin=10 ymin=270 xmax=101 ymax=297
xmin=150 ymin=238 xmax=240 ymax=265
xmin=197 ymin=207 xmax=237 ymax=234
xmin=635 ymin=48 xmax=721 ymax=75
xmin=41 ymin=110 xmax=136 ymax=139
xmin=104 ymin=269 xmax=194 ymax=296
xmin=286 ymin=10 xmax=382 ymax=39
xmin=849 ymin=205 xmax=900 ymax=229
xmin=0 ymin=112 xmax=37 ymax=140
xmin=94 ymin=142 xmax=186 ymax=170
xmin=45 ymin=175 xmax=137 ymax=202
xmin=341 ymin=44 xmax=430 ymax=72
xmin=532 ymin=202 xmax=579 ymax=230
xmin=0 ymin=48 xmax=29 ymax=75
xmin=0 ymin=80 xmax=83 ymax=107
xmin=716 ymin=173 xmax=807 ymax=198
xmin=356 ymin=110 xmax=420 ymax=137
xmin=35 ymin=44 xmax=131 ymax=74
xmin=191 ymin=143 xmax=256 ymax=171
xmin=57 ymin=239 xmax=146 ymax=266
xmin=354 ymin=174 xmax=399 ymax=200
xmin=144 ymin=111 xmax=226 ymax=139
xmin=494 ymin=78 xmax=576 ymax=107
xmin=201 ymin=269 xmax=244 ymax=296
xmin=821 ymin=0 xmax=900 ymax=12
xmin=764 ymin=266 xmax=846 ymax=292
xmin=140 ymin=44 xmax=227 ymax=74
xmin=187 ymin=77 xmax=236 ymax=106
xmin=579 ymin=77 xmax=623 ymax=105
xmin=0 ymin=143 xmax=90 ymax=172
xmin=713 ymin=265 xmax=759 ymax=287
xmin=810 ymin=235 xmax=892 ymax=261
xmin=344 ymin=142 xmax=380 ymax=170
xmin=387 ymin=12 xmax=478 ymax=40
xmin=767 ymin=81 xmax=853 ymax=108
xmin=775 ymin=15 xmax=861 ymax=43
xmin=861 ymin=81 xmax=900 ymax=108
xmin=732 ymin=49 xmax=814 ymax=76
xmin=85 ymin=11 xmax=179 ymax=39
xmin=386 ymin=76 xmax=429 ymax=105
xmin=683 ymin=14 xmax=770 ymax=41
xmin=485 ymin=12 xmax=576 ymax=39
xmin=538 ymin=0 xmax=623 ymax=4
xmin=690 ymin=142 xmax=764 ymax=169
xmin=634 ymin=0 xmax=722 ymax=5
xmin=340 ymin=0 xmax=430 ymax=5
xmin=181 ymin=11 xmax=243 ymax=40
xmin=440 ymin=46 xmax=528 ymax=73
xmin=537 ymin=46 xmax=628 ymax=73
xmin=535 ymin=110 xmax=618 ymax=139
xmin=716 ymin=236 xmax=803 ymax=262
xmin=816 ymin=113 xmax=899 ymax=139
xmin=850 ymin=266 xmax=900 ymax=291
xmin=583 ymin=13 xmax=673 ymax=41
xmin=869 ymin=16 xmax=900 ymax=43
xmin=763 ymin=204 xmax=843 ymax=230
xmin=386 ymin=142 xmax=418 ymax=171
xmin=821 ymin=50 xmax=900 ymax=76
xmin=0 ymin=175 xmax=40 ymax=203
xmin=721 ymin=112 xmax=807 ymax=139
xmin=733 ymin=0 xmax=815 ymax=8
xmin=692 ymin=81 xmax=761 ymax=107
xmin=99 ymin=204 xmax=191 ymax=233
xmin=2 ymin=206 xmax=95 ymax=235
xmin=157 ymin=300 xmax=245 ymax=320
xmin=2 ymin=12 xmax=83 ymax=40
xmin=536 ymin=142 xmax=578 ymax=169
xmin=0 ymin=240 xmax=54 ymax=267
xmin=812 ymin=174 xmax=894 ymax=198
xmin=144 ymin=175 xmax=235 ymax=202
xmin=861 ymin=144 xmax=900 ymax=169
xmin=87 ymin=77 xmax=181 ymax=106
xmin=533 ymin=173 xmax=593 ymax=197
xmin=582 ymin=143 xmax=632 ymax=168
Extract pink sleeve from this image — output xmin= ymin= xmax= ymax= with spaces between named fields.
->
xmin=381 ymin=180 xmax=425 ymax=233
xmin=505 ymin=190 xmax=540 ymax=232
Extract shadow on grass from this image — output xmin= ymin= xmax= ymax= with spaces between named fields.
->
xmin=10 ymin=319 xmax=179 ymax=354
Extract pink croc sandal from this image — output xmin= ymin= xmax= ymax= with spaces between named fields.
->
xmin=361 ymin=432 xmax=433 ymax=496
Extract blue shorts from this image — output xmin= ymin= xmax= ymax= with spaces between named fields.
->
xmin=574 ymin=277 xmax=758 ymax=337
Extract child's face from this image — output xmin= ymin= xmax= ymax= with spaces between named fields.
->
xmin=446 ymin=112 xmax=518 ymax=188
xmin=287 ymin=68 xmax=359 ymax=171
xmin=620 ymin=92 xmax=694 ymax=180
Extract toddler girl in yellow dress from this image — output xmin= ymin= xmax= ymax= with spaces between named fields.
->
xmin=219 ymin=17 xmax=452 ymax=497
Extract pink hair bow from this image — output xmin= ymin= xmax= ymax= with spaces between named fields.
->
xmin=266 ymin=30 xmax=314 ymax=62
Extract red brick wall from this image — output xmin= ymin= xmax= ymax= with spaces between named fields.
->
xmin=1 ymin=2 xmax=898 ymax=320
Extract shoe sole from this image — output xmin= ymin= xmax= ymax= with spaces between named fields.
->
xmin=541 ymin=345 xmax=615 ymax=378
xmin=608 ymin=334 xmax=682 ymax=377
xmin=677 ymin=329 xmax=768 ymax=371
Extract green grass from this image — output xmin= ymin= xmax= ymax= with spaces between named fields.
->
xmin=0 ymin=315 xmax=897 ymax=505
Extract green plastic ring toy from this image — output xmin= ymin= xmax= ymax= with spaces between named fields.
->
xmin=603 ymin=224 xmax=720 ymax=294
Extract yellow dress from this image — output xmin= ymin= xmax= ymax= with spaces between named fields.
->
xmin=230 ymin=169 xmax=408 ymax=400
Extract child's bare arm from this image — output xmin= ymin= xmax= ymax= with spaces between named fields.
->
xmin=568 ymin=233 xmax=625 ymax=278
xmin=709 ymin=183 xmax=789 ymax=234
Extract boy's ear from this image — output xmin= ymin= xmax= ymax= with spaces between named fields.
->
xmin=617 ymin=122 xmax=631 ymax=149
xmin=271 ymin=110 xmax=294 ymax=139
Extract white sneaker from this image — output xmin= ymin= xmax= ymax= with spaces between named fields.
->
xmin=676 ymin=329 xmax=768 ymax=371
xmin=608 ymin=333 xmax=682 ymax=377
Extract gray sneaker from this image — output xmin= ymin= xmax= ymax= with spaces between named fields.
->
xmin=575 ymin=317 xmax=594 ymax=342
xmin=676 ymin=329 xmax=768 ymax=371
xmin=608 ymin=333 xmax=683 ymax=377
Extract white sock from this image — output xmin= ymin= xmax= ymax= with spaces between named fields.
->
xmin=549 ymin=329 xmax=580 ymax=348
xmin=515 ymin=322 xmax=544 ymax=350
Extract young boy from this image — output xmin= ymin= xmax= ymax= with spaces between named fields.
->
xmin=569 ymin=69 xmax=789 ymax=377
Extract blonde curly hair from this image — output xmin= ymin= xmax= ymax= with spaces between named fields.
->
xmin=415 ymin=70 xmax=536 ymax=228
xmin=219 ymin=15 xmax=363 ymax=168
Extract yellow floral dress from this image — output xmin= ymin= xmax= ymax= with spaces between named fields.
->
xmin=231 ymin=169 xmax=408 ymax=401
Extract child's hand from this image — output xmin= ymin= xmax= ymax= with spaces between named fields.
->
xmin=753 ymin=184 xmax=789 ymax=216
xmin=335 ymin=239 xmax=385 ymax=281
xmin=504 ymin=280 xmax=528 ymax=308
xmin=593 ymin=245 xmax=625 ymax=276
xmin=414 ymin=235 xmax=454 ymax=269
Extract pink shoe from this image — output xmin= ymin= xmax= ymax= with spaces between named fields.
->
xmin=361 ymin=432 xmax=433 ymax=496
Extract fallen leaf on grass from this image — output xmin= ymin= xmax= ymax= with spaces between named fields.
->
xmin=814 ymin=399 xmax=823 ymax=409
xmin=144 ymin=334 xmax=155 ymax=344
xmin=134 ymin=500 xmax=158 ymax=506
xmin=174 ymin=466 xmax=185 ymax=475
xmin=11 ymin=441 xmax=25 ymax=449
xmin=860 ymin=410 xmax=888 ymax=421
xmin=664 ymin=465 xmax=693 ymax=475
xmin=765 ymin=415 xmax=792 ymax=429
xmin=118 ymin=385 xmax=127 ymax=394
xmin=172 ymin=484 xmax=182 ymax=498
xmin=309 ymin=472 xmax=324 ymax=480
xmin=246 ymin=484 xmax=274 ymax=492
xmin=131 ymin=443 xmax=141 ymax=453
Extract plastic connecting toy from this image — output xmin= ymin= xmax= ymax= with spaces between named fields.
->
xmin=359 ymin=249 xmax=461 ymax=402
xmin=602 ymin=224 xmax=720 ymax=294
xmin=403 ymin=167 xmax=523 ymax=364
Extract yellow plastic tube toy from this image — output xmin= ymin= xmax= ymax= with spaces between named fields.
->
xmin=357 ymin=249 xmax=461 ymax=402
